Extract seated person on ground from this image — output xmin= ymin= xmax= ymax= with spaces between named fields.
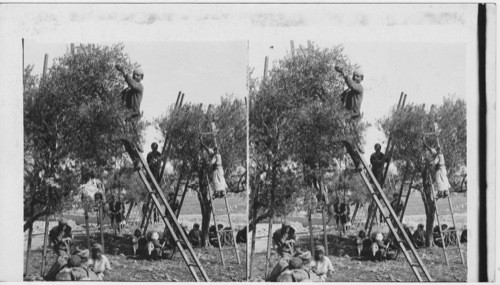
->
xmin=310 ymin=245 xmax=334 ymax=282
xmin=209 ymin=224 xmax=225 ymax=247
xmin=56 ymin=254 xmax=98 ymax=281
xmin=433 ymin=224 xmax=450 ymax=248
xmin=356 ymin=230 xmax=367 ymax=256
xmin=137 ymin=233 xmax=150 ymax=259
xmin=188 ymin=223 xmax=202 ymax=247
xmin=460 ymin=229 xmax=467 ymax=244
xmin=413 ymin=224 xmax=426 ymax=248
xmin=49 ymin=218 xmax=73 ymax=255
xmin=273 ymin=221 xmax=296 ymax=256
xmin=132 ymin=228 xmax=143 ymax=255
xmin=236 ymin=226 xmax=247 ymax=244
xmin=149 ymin=231 xmax=165 ymax=259
xmin=370 ymin=232 xmax=389 ymax=261
xmin=266 ymin=251 xmax=293 ymax=282
xmin=295 ymin=250 xmax=313 ymax=270
xmin=89 ymin=243 xmax=111 ymax=280
xmin=282 ymin=257 xmax=313 ymax=282
xmin=44 ymin=251 xmax=70 ymax=281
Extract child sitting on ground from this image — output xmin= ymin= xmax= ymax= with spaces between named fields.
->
xmin=89 ymin=243 xmax=112 ymax=280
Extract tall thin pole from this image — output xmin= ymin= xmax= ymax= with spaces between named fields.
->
xmin=264 ymin=215 xmax=273 ymax=278
xmin=263 ymin=56 xmax=269 ymax=82
xmin=290 ymin=40 xmax=295 ymax=58
xmin=40 ymin=53 xmax=50 ymax=276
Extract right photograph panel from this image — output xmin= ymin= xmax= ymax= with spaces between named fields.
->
xmin=247 ymin=6 xmax=473 ymax=280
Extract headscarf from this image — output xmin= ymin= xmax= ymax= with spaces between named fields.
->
xmin=282 ymin=220 xmax=291 ymax=228
xmin=315 ymin=245 xmax=325 ymax=255
xmin=133 ymin=67 xmax=144 ymax=76
xmin=289 ymin=257 xmax=303 ymax=269
xmin=68 ymin=255 xmax=82 ymax=268
xmin=59 ymin=217 xmax=68 ymax=225
xmin=92 ymin=243 xmax=103 ymax=253
xmin=353 ymin=68 xmax=364 ymax=76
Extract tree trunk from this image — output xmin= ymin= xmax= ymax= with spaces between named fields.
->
xmin=421 ymin=168 xmax=436 ymax=247
xmin=198 ymin=168 xmax=212 ymax=247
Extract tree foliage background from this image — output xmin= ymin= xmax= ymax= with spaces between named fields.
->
xmin=155 ymin=95 xmax=246 ymax=245
xmin=24 ymin=44 xmax=146 ymax=231
xmin=249 ymin=44 xmax=368 ymax=228
xmin=378 ymin=96 xmax=466 ymax=246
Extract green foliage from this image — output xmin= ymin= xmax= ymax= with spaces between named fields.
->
xmin=24 ymin=43 xmax=145 ymax=227
xmin=250 ymin=43 xmax=366 ymax=220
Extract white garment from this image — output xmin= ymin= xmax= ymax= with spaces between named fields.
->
xmin=311 ymin=257 xmax=334 ymax=281
xmin=89 ymin=255 xmax=111 ymax=280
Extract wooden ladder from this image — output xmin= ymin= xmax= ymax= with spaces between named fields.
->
xmin=207 ymin=177 xmax=242 ymax=266
xmin=429 ymin=173 xmax=465 ymax=265
xmin=121 ymin=139 xmax=210 ymax=282
xmin=349 ymin=146 xmax=433 ymax=282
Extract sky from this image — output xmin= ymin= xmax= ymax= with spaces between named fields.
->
xmin=24 ymin=41 xmax=248 ymax=149
xmin=249 ymin=40 xmax=467 ymax=161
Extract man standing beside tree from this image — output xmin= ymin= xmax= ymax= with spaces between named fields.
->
xmin=370 ymin=143 xmax=389 ymax=185
xmin=335 ymin=66 xmax=365 ymax=170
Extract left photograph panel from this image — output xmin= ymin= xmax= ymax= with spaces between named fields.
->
xmin=23 ymin=41 xmax=248 ymax=282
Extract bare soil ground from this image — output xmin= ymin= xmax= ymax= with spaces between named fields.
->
xmin=24 ymin=193 xmax=247 ymax=282
xmin=250 ymin=231 xmax=467 ymax=282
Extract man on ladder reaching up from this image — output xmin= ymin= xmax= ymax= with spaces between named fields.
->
xmin=333 ymin=65 xmax=433 ymax=281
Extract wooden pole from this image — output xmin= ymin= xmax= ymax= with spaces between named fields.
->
xmin=125 ymin=201 xmax=134 ymax=221
xmin=400 ymin=173 xmax=415 ymax=222
xmin=70 ymin=43 xmax=75 ymax=56
xmin=42 ymin=54 xmax=48 ymax=80
xmin=290 ymin=40 xmax=295 ymax=57
xmin=264 ymin=215 xmax=273 ymax=279
xmin=263 ymin=56 xmax=269 ymax=82
xmin=85 ymin=210 xmax=91 ymax=250
xmin=25 ymin=223 xmax=33 ymax=276
xmin=308 ymin=208 xmax=315 ymax=256
xmin=100 ymin=202 xmax=105 ymax=253
xmin=322 ymin=184 xmax=329 ymax=255
xmin=179 ymin=92 xmax=185 ymax=106
xmin=41 ymin=215 xmax=50 ymax=275
xmin=351 ymin=202 xmax=360 ymax=224
xmin=39 ymin=53 xmax=50 ymax=276
xmin=22 ymin=38 xmax=24 ymax=87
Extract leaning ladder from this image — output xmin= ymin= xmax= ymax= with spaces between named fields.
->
xmin=207 ymin=176 xmax=242 ymax=266
xmin=366 ymin=92 xmax=407 ymax=234
xmin=141 ymin=91 xmax=185 ymax=232
xmin=121 ymin=139 xmax=210 ymax=282
xmin=429 ymin=173 xmax=465 ymax=265
xmin=204 ymin=115 xmax=241 ymax=266
xmin=349 ymin=146 xmax=433 ymax=282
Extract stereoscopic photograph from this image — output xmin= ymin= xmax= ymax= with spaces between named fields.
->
xmin=0 ymin=2 xmax=492 ymax=283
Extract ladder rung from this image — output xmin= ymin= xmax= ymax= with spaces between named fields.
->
xmin=410 ymin=263 xmax=421 ymax=267
xmin=437 ymin=211 xmax=454 ymax=215
xmin=221 ymin=247 xmax=238 ymax=250
xmin=218 ymin=229 xmax=234 ymax=233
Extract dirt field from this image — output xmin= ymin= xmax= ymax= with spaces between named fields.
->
xmin=24 ymin=192 xmax=247 ymax=282
xmin=249 ymin=229 xmax=467 ymax=282
xmin=249 ymin=193 xmax=468 ymax=282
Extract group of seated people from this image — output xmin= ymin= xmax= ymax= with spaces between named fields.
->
xmin=44 ymin=218 xmax=112 ymax=281
xmin=355 ymin=230 xmax=398 ymax=261
xmin=266 ymin=245 xmax=334 ymax=282
xmin=355 ymin=223 xmax=467 ymax=260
